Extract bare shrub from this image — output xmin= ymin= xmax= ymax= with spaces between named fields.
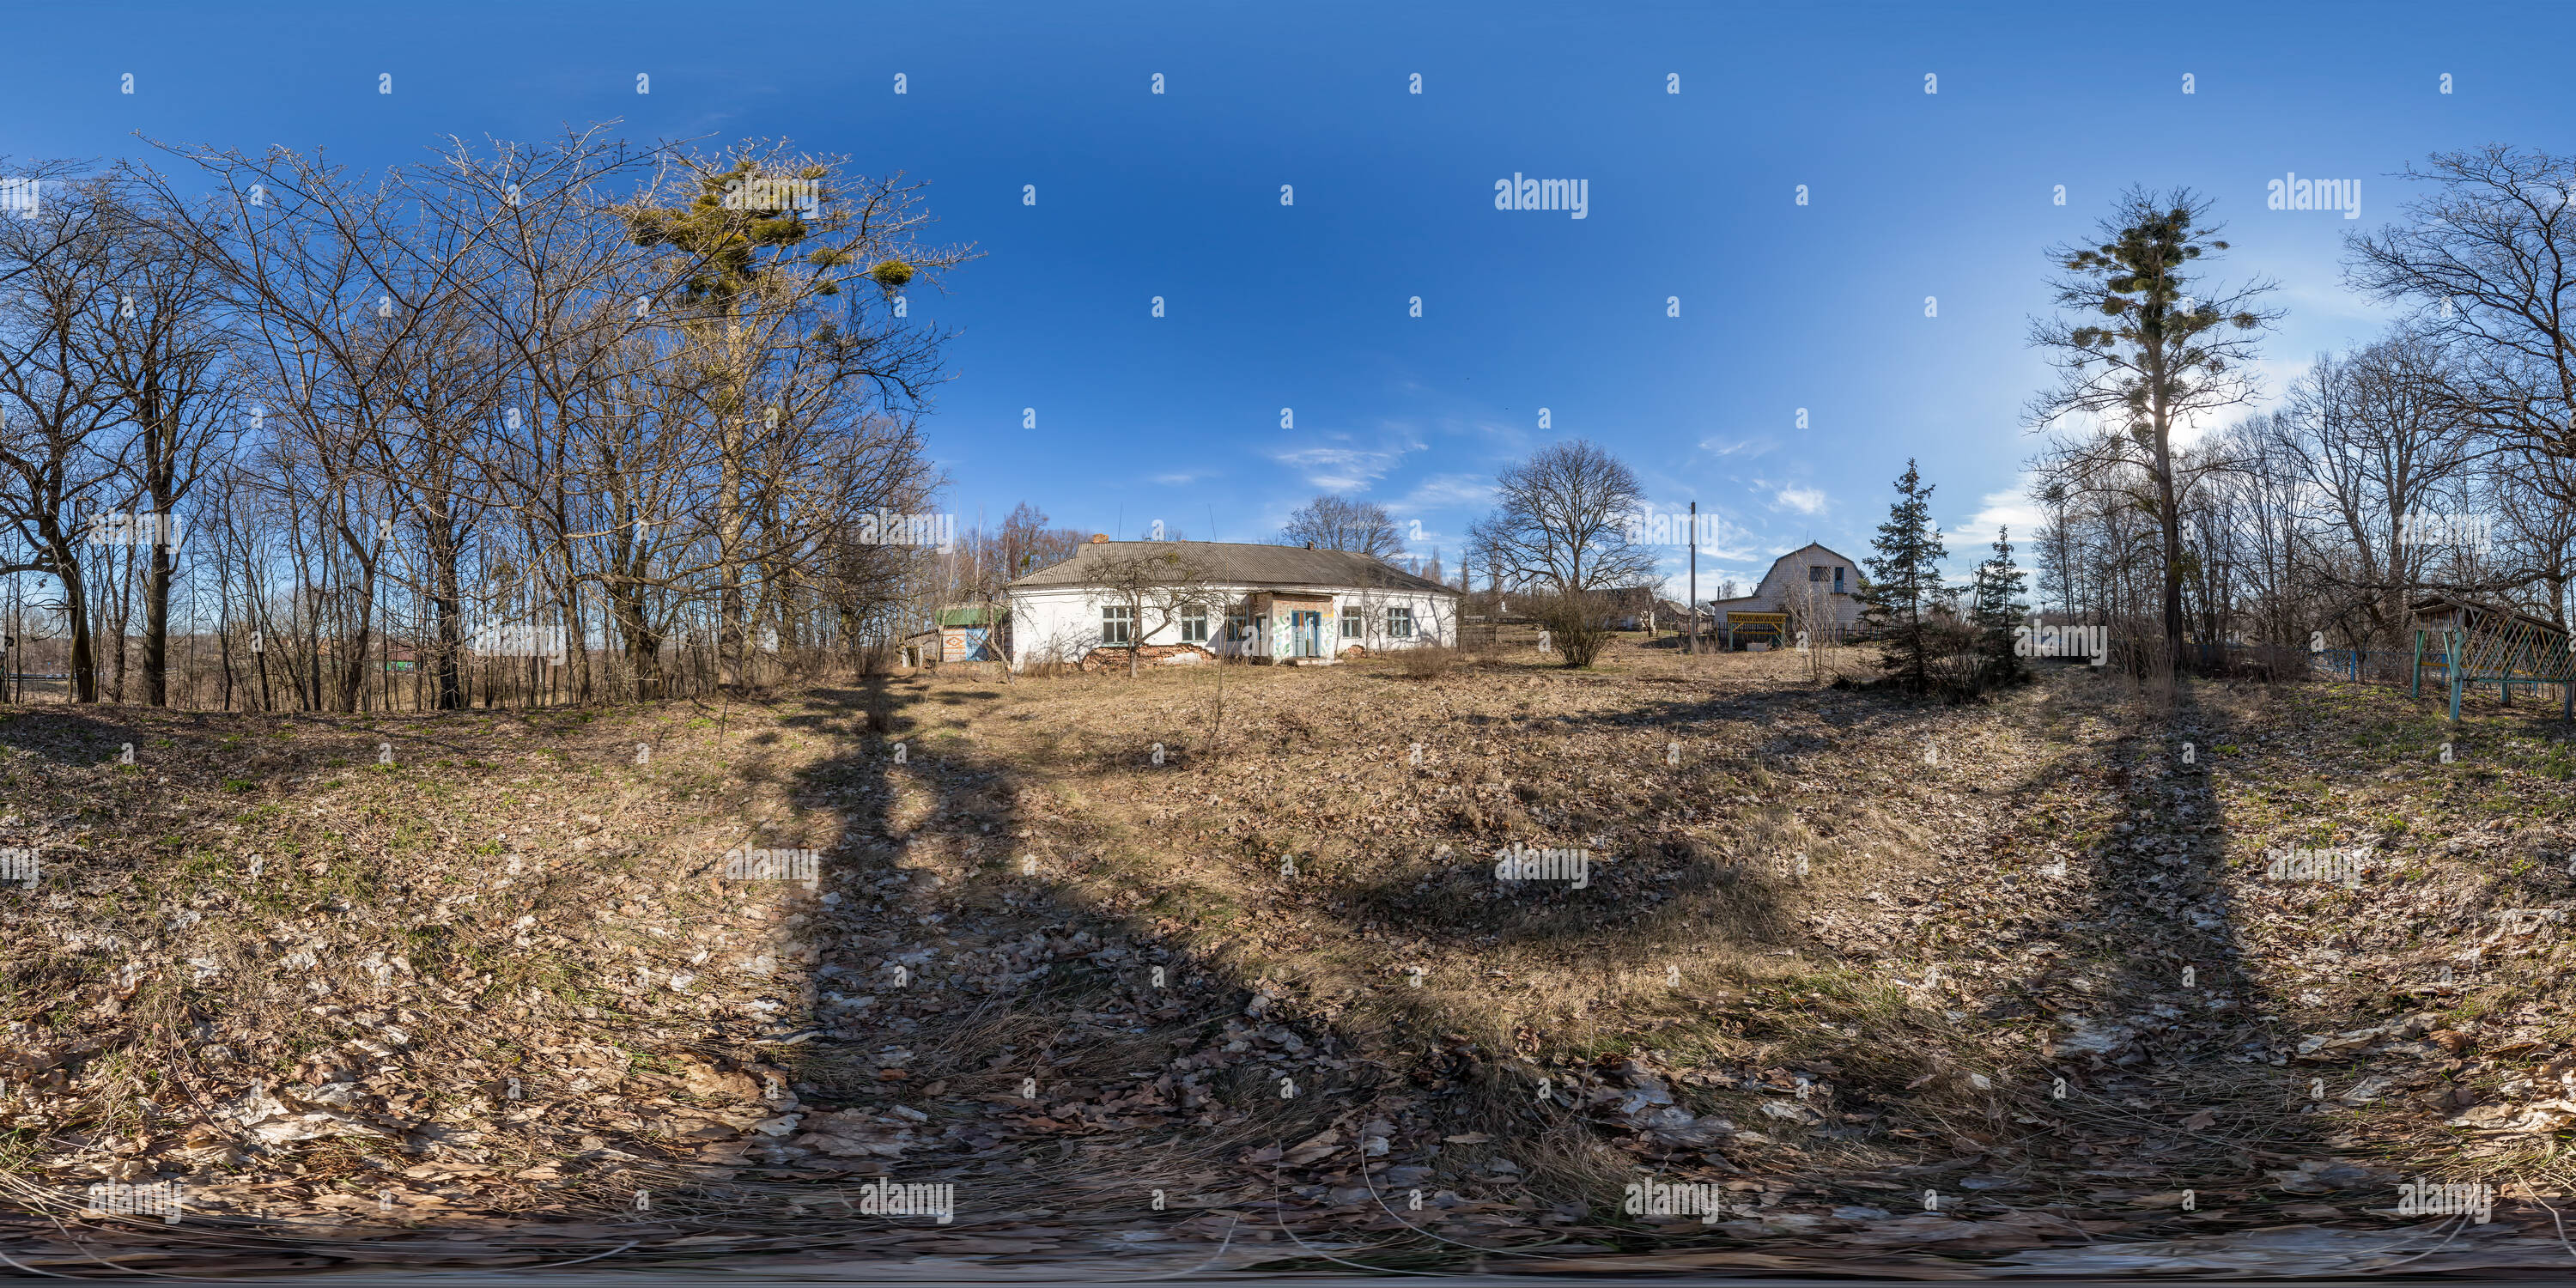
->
xmin=1397 ymin=644 xmax=1460 ymax=679
xmin=856 ymin=640 xmax=896 ymax=678
xmin=1533 ymin=592 xmax=1616 ymax=667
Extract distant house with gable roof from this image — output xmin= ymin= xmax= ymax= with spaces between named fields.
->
xmin=1704 ymin=543 xmax=1864 ymax=648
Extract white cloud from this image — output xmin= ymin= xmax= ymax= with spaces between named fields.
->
xmin=1273 ymin=447 xmax=1394 ymax=492
xmin=1698 ymin=436 xmax=1775 ymax=460
xmin=1268 ymin=427 xmax=1426 ymax=493
xmin=1948 ymin=479 xmax=2049 ymax=554
xmin=1771 ymin=485 xmax=1827 ymax=515
xmin=1151 ymin=471 xmax=1208 ymax=487
xmin=1400 ymin=472 xmax=1493 ymax=509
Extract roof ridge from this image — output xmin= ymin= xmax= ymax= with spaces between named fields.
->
xmin=1005 ymin=540 xmax=1458 ymax=594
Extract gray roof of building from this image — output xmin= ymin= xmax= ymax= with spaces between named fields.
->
xmin=1009 ymin=541 xmax=1460 ymax=595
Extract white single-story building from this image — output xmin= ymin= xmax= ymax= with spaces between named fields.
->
xmin=1006 ymin=538 xmax=1461 ymax=671
xmin=1706 ymin=542 xmax=1865 ymax=647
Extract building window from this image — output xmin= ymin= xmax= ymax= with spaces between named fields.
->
xmin=1808 ymin=566 xmax=1827 ymax=581
xmin=1341 ymin=611 xmax=1363 ymax=639
xmin=1225 ymin=611 xmax=1250 ymax=642
xmin=1180 ymin=605 xmax=1208 ymax=642
xmin=1388 ymin=606 xmax=1415 ymax=639
xmin=1102 ymin=605 xmax=1134 ymax=645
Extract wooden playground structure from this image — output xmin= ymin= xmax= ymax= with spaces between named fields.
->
xmin=2409 ymin=594 xmax=2576 ymax=722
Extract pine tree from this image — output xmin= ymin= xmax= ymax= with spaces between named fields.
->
xmin=1971 ymin=526 xmax=2029 ymax=690
xmin=1857 ymin=459 xmax=1947 ymax=692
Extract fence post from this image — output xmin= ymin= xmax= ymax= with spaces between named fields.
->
xmin=2410 ymin=629 xmax=2423 ymax=699
xmin=2448 ymin=629 xmax=2464 ymax=723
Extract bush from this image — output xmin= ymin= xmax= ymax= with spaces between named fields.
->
xmin=856 ymin=641 xmax=896 ymax=678
xmin=1534 ymin=592 xmax=1616 ymax=666
xmin=1397 ymin=644 xmax=1459 ymax=679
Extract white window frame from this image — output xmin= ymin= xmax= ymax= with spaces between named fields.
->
xmin=1180 ymin=604 xmax=1209 ymax=642
xmin=1102 ymin=604 xmax=1135 ymax=645
xmin=1388 ymin=606 xmax=1415 ymax=640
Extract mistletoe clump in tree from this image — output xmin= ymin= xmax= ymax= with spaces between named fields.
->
xmin=617 ymin=149 xmax=944 ymax=688
xmin=2027 ymin=187 xmax=2278 ymax=679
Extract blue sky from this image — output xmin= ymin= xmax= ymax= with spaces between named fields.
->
xmin=7 ymin=0 xmax=2567 ymax=594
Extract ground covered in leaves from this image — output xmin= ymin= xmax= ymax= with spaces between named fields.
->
xmin=6 ymin=641 xmax=2576 ymax=1277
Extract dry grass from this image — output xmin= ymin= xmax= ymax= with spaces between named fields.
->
xmin=872 ymin=640 xmax=2050 ymax=1138
xmin=13 ymin=635 xmax=2557 ymax=1261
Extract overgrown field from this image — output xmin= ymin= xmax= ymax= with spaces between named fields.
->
xmin=5 ymin=641 xmax=2576 ymax=1273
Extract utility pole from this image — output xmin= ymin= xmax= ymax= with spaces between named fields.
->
xmin=1686 ymin=501 xmax=1698 ymax=655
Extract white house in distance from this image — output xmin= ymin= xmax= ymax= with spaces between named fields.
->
xmin=1705 ymin=542 xmax=1865 ymax=647
xmin=1006 ymin=538 xmax=1461 ymax=671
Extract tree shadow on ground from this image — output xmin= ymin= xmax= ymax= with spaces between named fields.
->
xmin=1954 ymin=671 xmax=2443 ymax=1231
xmin=649 ymin=662 xmax=2455 ymax=1261
xmin=665 ymin=677 xmax=1376 ymax=1232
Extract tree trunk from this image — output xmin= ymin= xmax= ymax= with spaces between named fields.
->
xmin=45 ymin=531 xmax=99 ymax=703
xmin=717 ymin=402 xmax=747 ymax=690
xmin=106 ymin=543 xmax=133 ymax=703
xmin=142 ymin=538 xmax=173 ymax=705
xmin=430 ymin=507 xmax=463 ymax=710
xmin=2151 ymin=364 xmax=2184 ymax=678
xmin=612 ymin=583 xmax=665 ymax=700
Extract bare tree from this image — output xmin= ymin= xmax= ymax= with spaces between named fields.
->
xmin=998 ymin=501 xmax=1083 ymax=581
xmin=2266 ymin=332 xmax=2478 ymax=646
xmin=624 ymin=143 xmax=969 ymax=691
xmin=2028 ymin=186 xmax=2281 ymax=677
xmin=1467 ymin=440 xmax=1657 ymax=665
xmin=2346 ymin=146 xmax=2576 ymax=511
xmin=1281 ymin=494 xmax=1400 ymax=558
xmin=0 ymin=169 xmax=127 ymax=702
xmin=1087 ymin=544 xmax=1228 ymax=680
xmin=1781 ymin=574 xmax=1839 ymax=684
xmin=90 ymin=178 xmax=237 ymax=707
xmin=136 ymin=140 xmax=494 ymax=710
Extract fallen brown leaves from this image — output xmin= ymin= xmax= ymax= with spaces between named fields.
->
xmin=2 ymin=649 xmax=2573 ymax=1273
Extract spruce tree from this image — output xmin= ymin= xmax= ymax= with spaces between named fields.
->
xmin=1857 ymin=459 xmax=1947 ymax=692
xmin=1971 ymin=526 xmax=2029 ymax=690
